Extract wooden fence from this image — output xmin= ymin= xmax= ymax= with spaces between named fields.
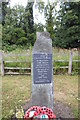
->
xmin=0 ymin=51 xmax=79 ymax=76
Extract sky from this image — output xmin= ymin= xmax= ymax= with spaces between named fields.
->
xmin=10 ymin=0 xmax=46 ymax=24
xmin=10 ymin=0 xmax=27 ymax=7
xmin=10 ymin=0 xmax=53 ymax=7
xmin=10 ymin=0 xmax=60 ymax=25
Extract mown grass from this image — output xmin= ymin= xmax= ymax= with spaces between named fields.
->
xmin=53 ymin=75 xmax=78 ymax=118
xmin=2 ymin=75 xmax=78 ymax=118
xmin=2 ymin=75 xmax=31 ymax=118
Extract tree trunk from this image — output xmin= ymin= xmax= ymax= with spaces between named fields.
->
xmin=0 ymin=51 xmax=4 ymax=76
xmin=68 ymin=49 xmax=72 ymax=75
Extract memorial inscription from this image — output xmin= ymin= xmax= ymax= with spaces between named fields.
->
xmin=33 ymin=54 xmax=52 ymax=84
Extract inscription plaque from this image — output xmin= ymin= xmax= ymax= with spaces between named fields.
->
xmin=33 ymin=54 xmax=52 ymax=84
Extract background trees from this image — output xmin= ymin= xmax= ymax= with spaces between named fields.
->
xmin=23 ymin=2 xmax=35 ymax=47
xmin=54 ymin=2 xmax=80 ymax=49
xmin=44 ymin=3 xmax=54 ymax=44
xmin=53 ymin=2 xmax=80 ymax=74
xmin=2 ymin=1 xmax=36 ymax=51
xmin=2 ymin=1 xmax=80 ymax=52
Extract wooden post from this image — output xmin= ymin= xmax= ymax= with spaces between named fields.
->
xmin=0 ymin=51 xmax=4 ymax=76
xmin=68 ymin=49 xmax=72 ymax=75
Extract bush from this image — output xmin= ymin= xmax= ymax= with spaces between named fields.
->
xmin=2 ymin=44 xmax=18 ymax=52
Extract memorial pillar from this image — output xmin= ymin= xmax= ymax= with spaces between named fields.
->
xmin=30 ymin=32 xmax=53 ymax=110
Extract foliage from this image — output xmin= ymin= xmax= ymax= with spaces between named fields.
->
xmin=23 ymin=2 xmax=36 ymax=46
xmin=54 ymin=2 xmax=80 ymax=49
xmin=2 ymin=2 xmax=36 ymax=51
xmin=2 ymin=1 xmax=9 ymax=25
xmin=35 ymin=1 xmax=80 ymax=49
xmin=0 ymin=24 xmax=2 ymax=50
xmin=2 ymin=1 xmax=80 ymax=51
xmin=0 ymin=3 xmax=2 ymax=24
xmin=34 ymin=23 xmax=44 ymax=32
xmin=36 ymin=2 xmax=55 ymax=46
xmin=44 ymin=3 xmax=55 ymax=44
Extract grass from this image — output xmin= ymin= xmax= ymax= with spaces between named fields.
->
xmin=2 ymin=75 xmax=78 ymax=118
xmin=2 ymin=75 xmax=31 ymax=118
xmin=53 ymin=75 xmax=78 ymax=118
xmin=1 ymin=47 xmax=79 ymax=117
xmin=2 ymin=47 xmax=78 ymax=61
xmin=3 ymin=47 xmax=31 ymax=62
xmin=2 ymin=47 xmax=79 ymax=75
xmin=53 ymin=48 xmax=78 ymax=60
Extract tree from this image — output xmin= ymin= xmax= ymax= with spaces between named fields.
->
xmin=54 ymin=2 xmax=80 ymax=74
xmin=2 ymin=4 xmax=27 ymax=49
xmin=0 ymin=2 xmax=2 ymax=24
xmin=23 ymin=2 xmax=35 ymax=46
xmin=34 ymin=23 xmax=44 ymax=32
xmin=2 ymin=1 xmax=36 ymax=51
xmin=45 ymin=3 xmax=55 ymax=44
xmin=2 ymin=0 xmax=10 ymax=25
xmin=36 ymin=1 xmax=56 ymax=46
xmin=54 ymin=2 xmax=80 ymax=49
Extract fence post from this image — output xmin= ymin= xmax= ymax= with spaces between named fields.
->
xmin=68 ymin=49 xmax=72 ymax=75
xmin=0 ymin=51 xmax=4 ymax=76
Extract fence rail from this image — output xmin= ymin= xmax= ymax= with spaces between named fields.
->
xmin=4 ymin=66 xmax=69 ymax=70
xmin=5 ymin=72 xmax=31 ymax=75
xmin=4 ymin=60 xmax=80 ymax=63
xmin=5 ymin=60 xmax=29 ymax=63
xmin=4 ymin=67 xmax=31 ymax=70
xmin=0 ymin=51 xmax=79 ymax=76
xmin=3 ymin=66 xmax=69 ymax=75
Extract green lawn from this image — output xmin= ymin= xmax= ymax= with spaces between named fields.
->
xmin=2 ymin=75 xmax=78 ymax=118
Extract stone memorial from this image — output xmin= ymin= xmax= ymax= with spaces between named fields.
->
xmin=30 ymin=32 xmax=53 ymax=110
